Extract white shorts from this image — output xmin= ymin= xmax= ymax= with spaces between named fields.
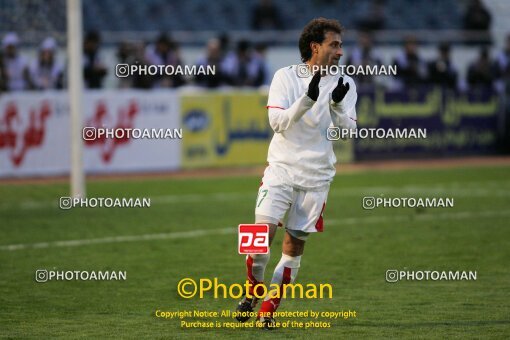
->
xmin=254 ymin=166 xmax=329 ymax=234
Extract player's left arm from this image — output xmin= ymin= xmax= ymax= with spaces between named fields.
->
xmin=329 ymin=76 xmax=357 ymax=130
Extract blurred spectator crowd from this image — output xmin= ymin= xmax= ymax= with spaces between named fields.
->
xmin=115 ymin=32 xmax=269 ymax=89
xmin=0 ymin=0 xmax=508 ymax=93
xmin=0 ymin=32 xmax=64 ymax=91
xmin=349 ymin=31 xmax=510 ymax=92
xmin=0 ymin=31 xmax=270 ymax=91
xmin=2 ymin=30 xmax=510 ymax=93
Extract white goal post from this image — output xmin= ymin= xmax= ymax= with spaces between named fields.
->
xmin=67 ymin=0 xmax=85 ymax=197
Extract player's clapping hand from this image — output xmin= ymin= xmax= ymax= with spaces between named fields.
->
xmin=332 ymin=77 xmax=350 ymax=103
xmin=306 ymin=71 xmax=321 ymax=101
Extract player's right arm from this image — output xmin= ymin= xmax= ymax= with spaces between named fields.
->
xmin=266 ymin=70 xmax=320 ymax=133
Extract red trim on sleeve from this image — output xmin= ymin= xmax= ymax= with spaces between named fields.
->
xmin=266 ymin=105 xmax=286 ymax=110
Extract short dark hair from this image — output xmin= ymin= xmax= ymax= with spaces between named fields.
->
xmin=299 ymin=18 xmax=344 ymax=62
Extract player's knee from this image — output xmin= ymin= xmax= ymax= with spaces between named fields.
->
xmin=255 ymin=214 xmax=279 ymax=245
xmin=282 ymin=241 xmax=304 ymax=257
xmin=282 ymin=230 xmax=307 ymax=256
xmin=286 ymin=229 xmax=309 ymax=242
xmin=284 ymin=248 xmax=303 ymax=257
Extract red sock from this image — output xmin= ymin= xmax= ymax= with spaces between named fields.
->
xmin=258 ymin=254 xmax=301 ymax=318
xmin=246 ymin=253 xmax=270 ymax=301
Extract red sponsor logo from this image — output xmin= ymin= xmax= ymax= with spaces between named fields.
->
xmin=0 ymin=101 xmax=51 ymax=166
xmin=0 ymin=98 xmax=140 ymax=167
xmin=84 ymin=100 xmax=138 ymax=163
xmin=238 ymin=224 xmax=269 ymax=254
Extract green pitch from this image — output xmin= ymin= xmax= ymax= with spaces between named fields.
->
xmin=1 ymin=164 xmax=509 ymax=338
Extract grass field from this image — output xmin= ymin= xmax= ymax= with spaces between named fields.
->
xmin=1 ymin=164 xmax=509 ymax=338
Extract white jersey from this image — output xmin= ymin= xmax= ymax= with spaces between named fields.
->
xmin=4 ymin=55 xmax=28 ymax=91
xmin=266 ymin=64 xmax=357 ymax=190
xmin=29 ymin=60 xmax=64 ymax=90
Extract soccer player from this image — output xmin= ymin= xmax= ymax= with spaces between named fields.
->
xmin=235 ymin=17 xmax=358 ymax=330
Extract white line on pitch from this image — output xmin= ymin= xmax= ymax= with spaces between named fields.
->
xmin=0 ymin=228 xmax=234 ymax=251
xmin=2 ymin=180 xmax=510 ymax=210
xmin=328 ymin=209 xmax=510 ymax=226
xmin=1 ymin=209 xmax=508 ymax=252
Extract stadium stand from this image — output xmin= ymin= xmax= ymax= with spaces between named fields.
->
xmin=0 ymin=0 xmax=462 ymax=33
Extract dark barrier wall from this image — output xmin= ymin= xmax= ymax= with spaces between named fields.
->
xmin=178 ymin=86 xmax=505 ymax=169
xmin=354 ymin=86 xmax=504 ymax=160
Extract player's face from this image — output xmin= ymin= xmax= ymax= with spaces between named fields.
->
xmin=316 ymin=31 xmax=343 ymax=67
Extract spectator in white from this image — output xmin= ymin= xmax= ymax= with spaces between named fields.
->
xmin=221 ymin=40 xmax=266 ymax=87
xmin=2 ymin=32 xmax=30 ymax=91
xmin=144 ymin=33 xmax=185 ymax=88
xmin=29 ymin=37 xmax=64 ymax=90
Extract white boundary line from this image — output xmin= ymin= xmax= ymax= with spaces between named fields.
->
xmin=0 ymin=228 xmax=233 ymax=251
xmin=1 ymin=209 xmax=508 ymax=252
xmin=2 ymin=180 xmax=510 ymax=211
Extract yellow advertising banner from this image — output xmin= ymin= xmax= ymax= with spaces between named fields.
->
xmin=180 ymin=91 xmax=354 ymax=168
xmin=181 ymin=92 xmax=270 ymax=168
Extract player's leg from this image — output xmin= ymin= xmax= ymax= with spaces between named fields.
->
xmin=240 ymin=222 xmax=277 ymax=304
xmin=257 ymin=230 xmax=307 ymax=329
xmin=235 ymin=221 xmax=280 ymax=322
xmin=245 ymin=224 xmax=277 ymax=286
xmin=282 ymin=229 xmax=306 ymax=256
xmin=235 ymin=166 xmax=292 ymax=322
xmin=246 ymin=220 xmax=278 ymax=285
xmin=256 ymin=187 xmax=327 ymax=330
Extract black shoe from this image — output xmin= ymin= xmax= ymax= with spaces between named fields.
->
xmin=260 ymin=316 xmax=277 ymax=330
xmin=235 ymin=297 xmax=255 ymax=322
